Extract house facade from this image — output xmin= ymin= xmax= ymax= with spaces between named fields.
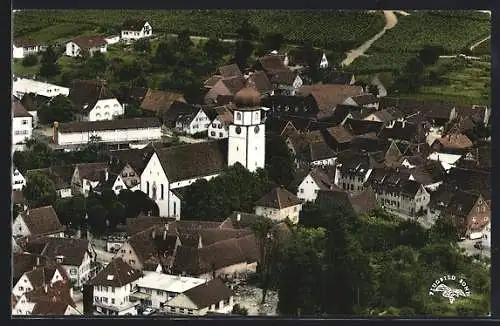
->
xmin=12 ymin=101 xmax=33 ymax=152
xmin=208 ymin=115 xmax=230 ymax=139
xmin=254 ymin=187 xmax=303 ymax=224
xmin=89 ymin=258 xmax=142 ymax=316
xmin=65 ymin=36 xmax=108 ymax=57
xmin=297 ymin=168 xmax=334 ymax=202
xmin=175 ymin=108 xmax=211 ymax=135
xmin=374 ymin=181 xmax=431 ymax=217
xmin=13 ymin=37 xmax=40 ymax=59
xmin=54 ymin=118 xmax=162 ymax=148
xmin=12 ymin=167 xmax=26 ymax=191
xmin=121 ymin=20 xmax=152 ymax=41
xmin=12 ymin=206 xmax=65 ymax=239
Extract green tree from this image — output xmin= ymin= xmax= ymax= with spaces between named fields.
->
xmin=203 ymin=38 xmax=225 ymax=63
xmin=277 ymin=227 xmax=326 ymax=315
xmin=38 ymin=94 xmax=76 ymax=124
xmin=53 ymin=195 xmax=86 ymax=229
xmin=182 ymin=164 xmax=271 ymax=221
xmin=236 ymin=18 xmax=259 ymax=41
xmin=234 ymin=40 xmax=254 ymax=70
xmin=39 ymin=46 xmax=61 ymax=78
xmin=265 ymin=134 xmax=295 ymax=190
xmin=108 ymin=201 xmax=127 ymax=229
xmin=261 ymin=32 xmax=285 ymax=52
xmin=418 ymin=45 xmax=445 ymax=66
xmin=133 ymin=38 xmax=151 ymax=54
xmin=153 ymin=39 xmax=177 ymax=67
xmin=176 ymin=30 xmax=194 ymax=52
xmin=87 ymin=204 xmax=108 ymax=235
xmin=23 ymin=171 xmax=57 ymax=208
xmin=22 ymin=54 xmax=38 ymax=67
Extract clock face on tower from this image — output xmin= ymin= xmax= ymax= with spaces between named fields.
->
xmin=235 ymin=126 xmax=242 ymax=134
xmin=254 ymin=126 xmax=260 ymax=134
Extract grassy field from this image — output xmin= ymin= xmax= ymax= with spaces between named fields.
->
xmin=12 ymin=58 xmax=41 ymax=77
xmin=395 ymin=58 xmax=491 ymax=107
xmin=13 ymin=10 xmax=386 ymax=50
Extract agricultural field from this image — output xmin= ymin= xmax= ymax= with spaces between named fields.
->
xmin=13 ymin=10 xmax=386 ymax=51
xmin=395 ymin=58 xmax=491 ymax=107
xmin=371 ymin=11 xmax=491 ymax=54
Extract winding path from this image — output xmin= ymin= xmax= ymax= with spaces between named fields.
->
xmin=340 ymin=11 xmax=401 ymax=67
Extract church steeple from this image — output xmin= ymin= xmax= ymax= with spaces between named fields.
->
xmin=227 ymin=83 xmax=266 ymax=172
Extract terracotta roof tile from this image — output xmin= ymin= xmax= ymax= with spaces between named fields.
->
xmin=181 ymin=278 xmax=233 ymax=309
xmin=255 ymin=187 xmax=303 ymax=209
xmin=297 ymin=84 xmax=363 ymax=117
xmin=70 ymin=35 xmax=107 ymax=50
xmin=89 ymin=258 xmax=142 ymax=287
xmin=19 ymin=206 xmax=64 ymax=237
xmin=140 ymin=89 xmax=186 ymax=113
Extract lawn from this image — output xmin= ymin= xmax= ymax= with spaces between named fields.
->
xmin=26 ymin=23 xmax=98 ymax=44
xmin=395 ymin=58 xmax=491 ymax=107
xmin=12 ymin=58 xmax=41 ymax=77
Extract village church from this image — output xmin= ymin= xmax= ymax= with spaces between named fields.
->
xmin=140 ymin=85 xmax=266 ymax=218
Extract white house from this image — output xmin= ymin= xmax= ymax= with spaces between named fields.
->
xmin=12 ymin=167 xmax=26 ymax=191
xmin=53 ymin=118 xmax=162 ymax=149
xmin=40 ymin=238 xmax=97 ymax=288
xmin=69 ymin=79 xmax=123 ymax=121
xmin=131 ymin=272 xmax=206 ymax=309
xmin=319 ymin=52 xmax=329 ymax=69
xmin=12 ymin=265 xmax=68 ymax=299
xmin=175 ymin=108 xmax=211 ymax=135
xmin=65 ymin=35 xmax=107 ymax=57
xmin=427 ymin=152 xmax=462 ymax=172
xmin=13 ymin=77 xmax=70 ymax=98
xmin=105 ymin=35 xmax=121 ymax=45
xmin=89 ymin=258 xmax=143 ymax=316
xmin=374 ymin=180 xmax=431 ymax=217
xmin=164 ymin=278 xmax=234 ymax=316
xmin=254 ymin=187 xmax=303 ymax=224
xmin=26 ymin=166 xmax=75 ymax=199
xmin=141 ymin=85 xmax=267 ymax=218
xmin=121 ymin=20 xmax=152 ymax=41
xmin=13 ymin=281 xmax=81 ymax=316
xmin=12 ymin=206 xmax=65 ymax=239
xmin=13 ymin=37 xmax=40 ymax=59
xmin=297 ymin=168 xmax=335 ymax=202
xmin=12 ymin=101 xmax=33 ymax=152
xmin=207 ymin=105 xmax=234 ymax=139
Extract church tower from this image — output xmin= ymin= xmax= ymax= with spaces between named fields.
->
xmin=227 ymin=83 xmax=266 ymax=172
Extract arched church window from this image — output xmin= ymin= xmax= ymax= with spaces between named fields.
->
xmin=152 ymin=182 xmax=157 ymax=200
xmin=235 ymin=126 xmax=242 ymax=134
xmin=236 ymin=112 xmax=242 ymax=121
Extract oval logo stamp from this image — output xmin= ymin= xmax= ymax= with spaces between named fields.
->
xmin=428 ymin=274 xmax=471 ymax=304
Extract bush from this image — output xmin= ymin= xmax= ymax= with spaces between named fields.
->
xmin=22 ymin=54 xmax=38 ymax=67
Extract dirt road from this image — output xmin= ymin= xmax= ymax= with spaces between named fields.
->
xmin=340 ymin=11 xmax=401 ymax=67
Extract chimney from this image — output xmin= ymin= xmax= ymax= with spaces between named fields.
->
xmin=236 ymin=213 xmax=241 ymax=222
xmin=52 ymin=121 xmax=59 ymax=144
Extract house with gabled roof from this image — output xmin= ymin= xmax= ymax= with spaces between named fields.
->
xmin=69 ymin=79 xmax=123 ymax=121
xmin=440 ymin=191 xmax=490 ymax=238
xmin=70 ymin=162 xmax=110 ymax=197
xmin=163 ymin=102 xmax=210 ymax=135
xmin=13 ymin=36 xmax=41 ymax=59
xmin=163 ymin=278 xmax=234 ymax=316
xmin=13 ymin=280 xmax=80 ymax=316
xmin=108 ymin=146 xmax=157 ymax=191
xmin=334 ymin=149 xmax=383 ymax=192
xmin=140 ymin=140 xmax=228 ymax=218
xmin=254 ymin=186 xmax=303 ymax=224
xmin=430 ymin=133 xmax=473 ymax=154
xmin=121 ymin=19 xmax=152 ymax=41
xmin=204 ymin=76 xmax=245 ymax=104
xmin=89 ymin=258 xmax=143 ymax=316
xmin=208 ymin=105 xmax=234 ymax=139
xmin=343 ymin=94 xmax=378 ymax=108
xmin=140 ymin=89 xmax=186 ymax=118
xmin=12 ymin=100 xmax=34 ymax=152
xmin=36 ymin=237 xmax=97 ymax=287
xmin=65 ymin=35 xmax=107 ymax=57
xmin=297 ymin=167 xmax=338 ymax=202
xmin=13 ymin=206 xmax=65 ymax=239
xmin=12 ymin=264 xmax=69 ymax=299
xmin=12 ymin=166 xmax=26 ymax=191
xmin=26 ymin=166 xmax=74 ymax=198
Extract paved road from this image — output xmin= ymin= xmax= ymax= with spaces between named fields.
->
xmin=341 ymin=11 xmax=402 ymax=67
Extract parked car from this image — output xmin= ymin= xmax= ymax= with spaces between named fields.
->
xmin=143 ymin=308 xmax=156 ymax=316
